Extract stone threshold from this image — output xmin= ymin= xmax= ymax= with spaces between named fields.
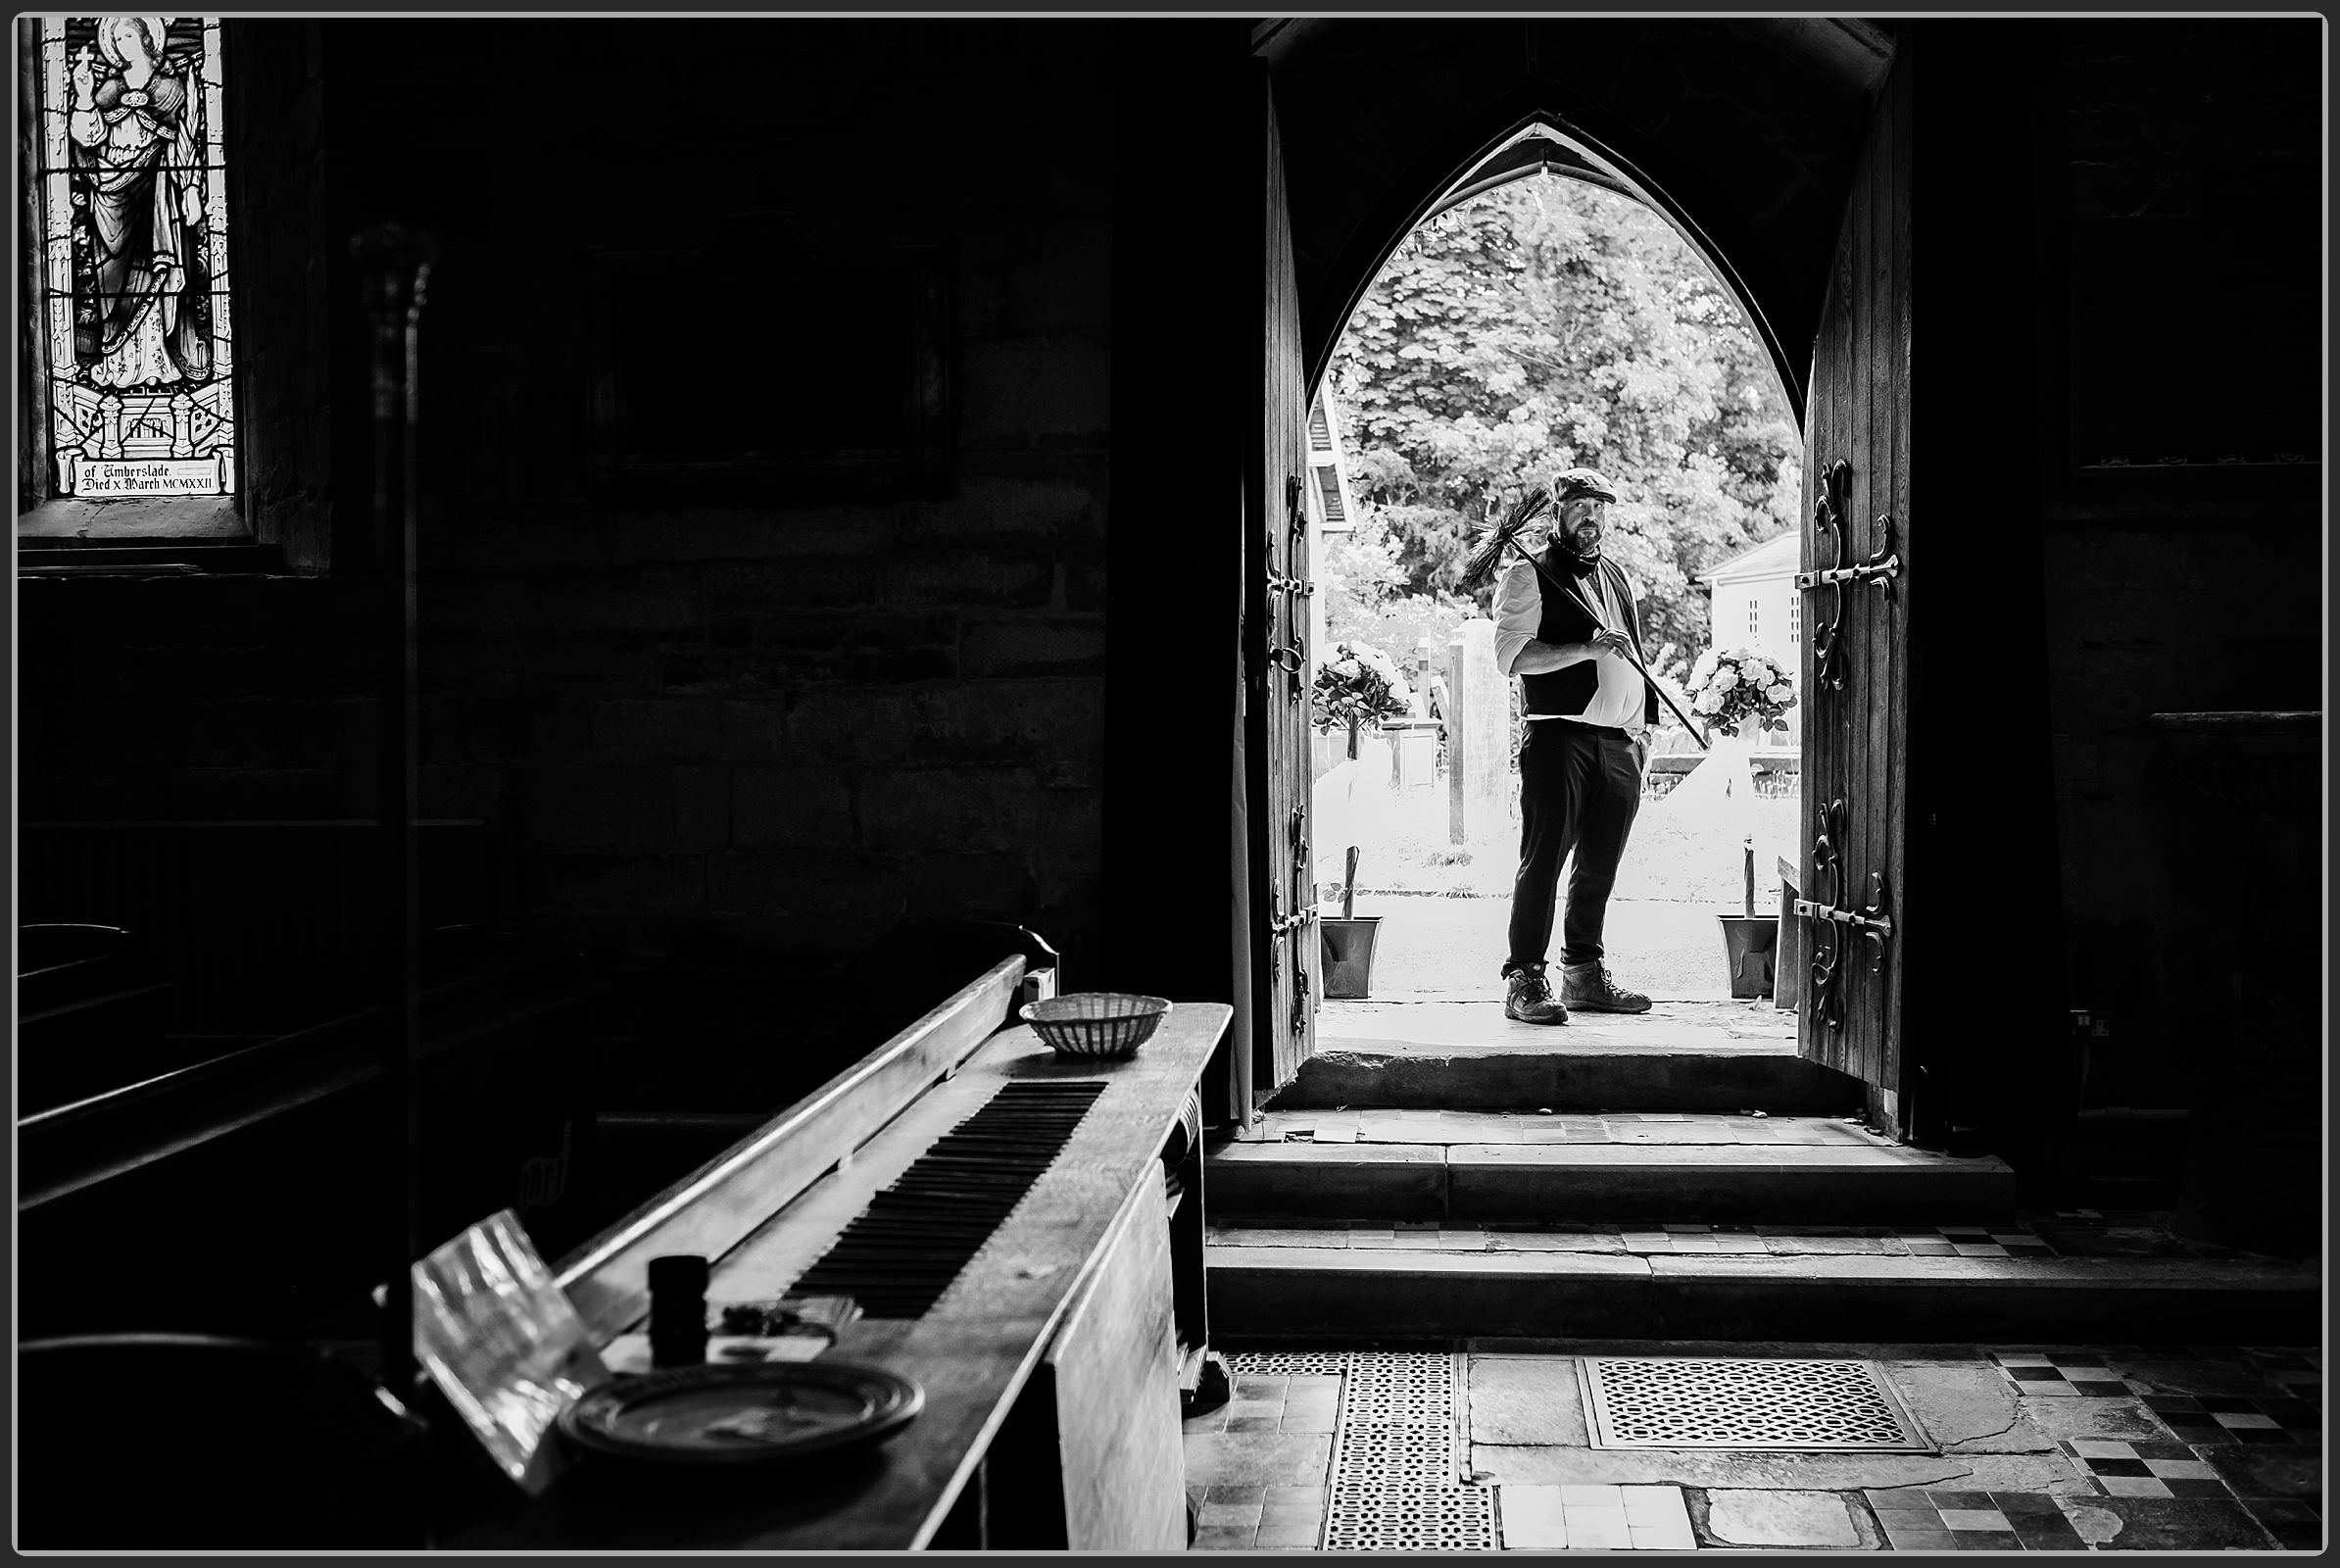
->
xmin=1280 ymin=1008 xmax=1856 ymax=1110
xmin=1206 ymin=1134 xmax=2018 ymax=1225
xmin=1314 ymin=997 xmax=1796 ymax=1053
xmin=1206 ymin=1249 xmax=2319 ymax=1344
xmin=1234 ymin=1108 xmax=1898 ymax=1145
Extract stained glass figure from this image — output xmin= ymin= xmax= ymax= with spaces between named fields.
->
xmin=35 ymin=16 xmax=233 ymax=499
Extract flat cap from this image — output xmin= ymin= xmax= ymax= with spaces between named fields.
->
xmin=1550 ymin=466 xmax=1619 ymax=504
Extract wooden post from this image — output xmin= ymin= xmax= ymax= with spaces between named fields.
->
xmin=353 ymin=222 xmax=434 ymax=1406
xmin=1448 ymin=619 xmax=1506 ymax=847
xmin=1445 ymin=635 xmax=1466 ymax=843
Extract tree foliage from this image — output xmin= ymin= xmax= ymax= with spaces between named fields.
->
xmin=1329 ymin=173 xmax=1801 ymax=657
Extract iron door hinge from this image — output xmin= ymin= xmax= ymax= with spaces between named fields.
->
xmin=1799 ymin=799 xmax=1893 ymax=1033
xmin=1803 ymin=461 xmax=1900 ymax=694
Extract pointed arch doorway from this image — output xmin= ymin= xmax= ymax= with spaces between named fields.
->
xmin=1244 ymin=54 xmax=1920 ymax=1139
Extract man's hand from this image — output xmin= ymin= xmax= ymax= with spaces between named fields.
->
xmin=1589 ymin=628 xmax=1634 ymax=660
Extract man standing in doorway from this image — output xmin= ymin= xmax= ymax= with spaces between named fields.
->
xmin=1492 ymin=467 xmax=1660 ymax=1024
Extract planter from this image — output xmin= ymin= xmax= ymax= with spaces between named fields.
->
xmin=1320 ymin=916 xmax=1384 ymax=1000
xmin=1715 ymin=912 xmax=1777 ymax=1000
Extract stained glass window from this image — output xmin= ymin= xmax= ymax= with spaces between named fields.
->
xmin=31 ymin=17 xmax=233 ymax=501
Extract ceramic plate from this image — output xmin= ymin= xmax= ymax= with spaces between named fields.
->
xmin=558 ymin=1359 xmax=923 ymax=1467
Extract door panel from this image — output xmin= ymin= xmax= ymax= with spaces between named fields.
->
xmin=1797 ymin=51 xmax=1911 ymax=1135
xmin=1245 ymin=68 xmax=1317 ymax=1102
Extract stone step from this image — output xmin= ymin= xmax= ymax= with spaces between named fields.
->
xmin=1205 ymin=1243 xmax=2319 ymax=1345
xmin=1207 ymin=1117 xmax=2017 ymax=1225
xmin=1285 ymin=1002 xmax=1853 ymax=1112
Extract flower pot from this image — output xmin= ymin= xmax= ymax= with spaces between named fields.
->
xmin=1715 ymin=912 xmax=1777 ymax=1000
xmin=1320 ymin=915 xmax=1384 ymax=1000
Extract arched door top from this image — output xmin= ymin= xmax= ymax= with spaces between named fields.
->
xmin=1306 ymin=108 xmax=1802 ymax=431
xmin=1271 ymin=24 xmax=1892 ymax=424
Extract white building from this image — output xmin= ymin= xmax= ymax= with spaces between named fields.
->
xmin=1301 ymin=384 xmax=1361 ymax=665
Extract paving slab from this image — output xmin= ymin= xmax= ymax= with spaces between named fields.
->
xmin=1492 ymin=1484 xmax=1569 ymax=1550
xmin=1472 ymin=1444 xmax=1986 ymax=1492
xmin=2063 ymin=1494 xmax=2280 ymax=1550
xmin=1180 ymin=1432 xmax=1335 ymax=1491
xmin=2105 ymin=1349 xmax=2297 ymax=1398
xmin=1467 ymin=1356 xmax=1590 ymax=1446
xmin=2060 ymin=1499 xmax=2125 ymax=1544
xmin=1253 ymin=1486 xmax=1326 ymax=1549
xmin=2017 ymin=1396 xmax=2170 ymax=1442
xmin=1703 ymin=1488 xmax=1862 ymax=1547
xmin=1928 ymin=1451 xmax=2101 ymax=1494
xmin=2191 ymin=1444 xmax=2323 ymax=1500
xmin=1879 ymin=1360 xmax=2045 ymax=1452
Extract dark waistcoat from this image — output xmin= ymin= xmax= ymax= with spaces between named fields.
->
xmin=1518 ymin=551 xmax=1661 ymax=728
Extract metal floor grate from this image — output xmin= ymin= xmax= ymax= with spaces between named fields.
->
xmin=1322 ymin=1352 xmax=1495 ymax=1552
xmin=1225 ymin=1351 xmax=1351 ymax=1377
xmin=1583 ymin=1356 xmax=1932 ymax=1451
xmin=790 ymin=1080 xmax=1105 ymax=1318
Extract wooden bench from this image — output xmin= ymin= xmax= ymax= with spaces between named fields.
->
xmin=18 ymin=952 xmax=602 ymax=1341
xmin=18 ymin=819 xmax=507 ymax=1037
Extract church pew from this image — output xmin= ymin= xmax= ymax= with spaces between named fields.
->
xmin=17 ymin=953 xmax=602 ymax=1342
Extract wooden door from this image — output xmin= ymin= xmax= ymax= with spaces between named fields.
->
xmin=1795 ymin=49 xmax=1912 ymax=1135
xmin=1243 ymin=65 xmax=1319 ymax=1104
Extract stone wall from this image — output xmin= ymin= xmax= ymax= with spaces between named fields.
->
xmin=20 ymin=19 xmax=1125 ymax=1109
xmin=2028 ymin=20 xmax=2322 ymax=1106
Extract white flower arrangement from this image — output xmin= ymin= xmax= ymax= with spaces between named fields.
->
xmin=1312 ymin=639 xmax=1414 ymax=736
xmin=1686 ymin=647 xmax=1796 ymax=738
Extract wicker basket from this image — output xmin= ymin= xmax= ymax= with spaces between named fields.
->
xmin=1019 ymin=992 xmax=1173 ymax=1059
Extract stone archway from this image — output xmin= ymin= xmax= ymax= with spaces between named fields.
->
xmin=1253 ymin=17 xmax=1893 ymax=417
xmin=1257 ymin=20 xmax=1916 ymax=1124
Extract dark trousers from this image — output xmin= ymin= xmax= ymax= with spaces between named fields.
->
xmin=1505 ymin=720 xmax=1643 ymax=976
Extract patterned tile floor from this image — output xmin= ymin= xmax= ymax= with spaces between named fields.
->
xmin=1864 ymin=1488 xmax=2088 ymax=1551
xmin=1183 ymin=1345 xmax=2324 ymax=1551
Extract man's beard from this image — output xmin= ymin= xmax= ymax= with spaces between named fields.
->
xmin=1549 ymin=526 xmax=1602 ymax=578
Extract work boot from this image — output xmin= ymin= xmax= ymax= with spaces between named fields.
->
xmin=1503 ymin=967 xmax=1569 ymax=1025
xmin=1559 ymin=961 xmax=1652 ymax=1013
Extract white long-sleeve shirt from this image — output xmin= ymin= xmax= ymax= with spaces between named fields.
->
xmin=1492 ymin=556 xmax=1648 ymax=731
